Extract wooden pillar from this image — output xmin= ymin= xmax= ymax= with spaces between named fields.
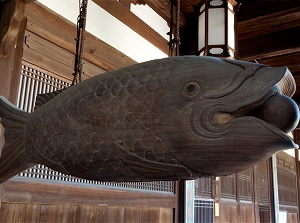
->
xmin=268 ymin=155 xmax=280 ymax=223
xmin=0 ymin=0 xmax=27 ymax=207
xmin=213 ymin=176 xmax=221 ymax=223
xmin=176 ymin=180 xmax=185 ymax=223
xmin=293 ymin=129 xmax=300 ymax=223
xmin=295 ymin=148 xmax=300 ymax=223
xmin=252 ymin=166 xmax=260 ymax=223
xmin=0 ymin=0 xmax=26 ymax=103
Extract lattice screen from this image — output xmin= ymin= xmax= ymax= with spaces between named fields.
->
xmin=15 ymin=62 xmax=174 ymax=193
xmin=194 ymin=198 xmax=214 ymax=223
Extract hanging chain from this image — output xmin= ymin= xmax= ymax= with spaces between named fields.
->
xmin=72 ymin=0 xmax=88 ymax=85
xmin=168 ymin=0 xmax=181 ymax=57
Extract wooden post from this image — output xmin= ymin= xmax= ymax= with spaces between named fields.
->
xmin=269 ymin=155 xmax=280 ymax=223
xmin=252 ymin=166 xmax=260 ymax=223
xmin=176 ymin=180 xmax=185 ymax=223
xmin=0 ymin=0 xmax=26 ymax=103
xmin=295 ymin=148 xmax=300 ymax=223
xmin=213 ymin=176 xmax=221 ymax=223
xmin=0 ymin=0 xmax=27 ymax=207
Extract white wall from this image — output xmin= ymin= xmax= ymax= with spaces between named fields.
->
xmin=37 ymin=0 xmax=168 ymax=63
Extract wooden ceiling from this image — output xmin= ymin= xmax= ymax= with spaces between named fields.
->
xmin=176 ymin=0 xmax=300 ymax=102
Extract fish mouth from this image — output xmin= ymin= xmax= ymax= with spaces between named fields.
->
xmin=213 ymin=67 xmax=299 ymax=148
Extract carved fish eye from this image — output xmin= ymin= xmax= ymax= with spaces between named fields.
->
xmin=183 ymin=81 xmax=200 ymax=97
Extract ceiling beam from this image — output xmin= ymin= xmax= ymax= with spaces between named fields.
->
xmin=93 ymin=0 xmax=169 ymax=55
xmin=238 ymin=7 xmax=300 ymax=40
xmin=238 ymin=26 xmax=300 ymax=60
xmin=143 ymin=0 xmax=186 ymax=27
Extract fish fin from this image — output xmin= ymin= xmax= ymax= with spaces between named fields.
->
xmin=34 ymin=88 xmax=66 ymax=110
xmin=113 ymin=141 xmax=198 ymax=180
xmin=0 ymin=96 xmax=34 ymax=183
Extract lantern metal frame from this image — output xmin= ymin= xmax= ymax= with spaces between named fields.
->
xmin=198 ymin=0 xmax=237 ymax=58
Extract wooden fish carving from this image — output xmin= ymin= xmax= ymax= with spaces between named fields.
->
xmin=0 ymin=56 xmax=299 ymax=183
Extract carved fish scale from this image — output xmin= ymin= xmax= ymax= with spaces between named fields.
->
xmin=0 ymin=56 xmax=298 ymax=183
xmin=25 ymin=58 xmax=184 ymax=181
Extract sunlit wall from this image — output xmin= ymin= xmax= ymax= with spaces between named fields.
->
xmin=37 ymin=0 xmax=169 ymax=62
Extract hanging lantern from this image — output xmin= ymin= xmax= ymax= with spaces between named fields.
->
xmin=198 ymin=0 xmax=237 ymax=58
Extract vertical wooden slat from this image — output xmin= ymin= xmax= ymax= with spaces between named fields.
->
xmin=124 ymin=207 xmax=141 ymax=223
xmin=269 ymin=155 xmax=280 ymax=223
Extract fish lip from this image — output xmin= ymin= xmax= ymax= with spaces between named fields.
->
xmin=256 ymin=117 xmax=299 ymax=149
xmin=212 ymin=68 xmax=299 ymax=149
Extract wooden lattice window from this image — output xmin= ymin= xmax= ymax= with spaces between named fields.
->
xmin=194 ymin=198 xmax=214 ymax=223
xmin=220 ymin=174 xmax=236 ymax=200
xmin=238 ymin=168 xmax=253 ymax=202
xmin=194 ymin=177 xmax=212 ymax=198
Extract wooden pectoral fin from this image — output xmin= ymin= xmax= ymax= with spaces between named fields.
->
xmin=113 ymin=141 xmax=197 ymax=180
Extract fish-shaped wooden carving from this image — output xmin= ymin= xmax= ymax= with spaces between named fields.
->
xmin=0 ymin=56 xmax=299 ymax=183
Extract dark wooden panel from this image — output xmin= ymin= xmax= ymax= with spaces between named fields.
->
xmin=237 ymin=1 xmax=300 ymax=22
xmin=2 ymin=178 xmax=176 ymax=208
xmin=239 ymin=203 xmax=255 ymax=223
xmin=238 ymin=7 xmax=300 ymax=40
xmin=238 ymin=27 xmax=300 ymax=60
xmin=219 ymin=201 xmax=239 ymax=223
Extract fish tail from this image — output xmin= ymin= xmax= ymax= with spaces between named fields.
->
xmin=0 ymin=96 xmax=33 ymax=183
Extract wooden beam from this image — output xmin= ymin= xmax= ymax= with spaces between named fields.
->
xmin=93 ymin=0 xmax=169 ymax=55
xmin=238 ymin=26 xmax=300 ymax=60
xmin=2 ymin=178 xmax=176 ymax=208
xmin=144 ymin=0 xmax=186 ymax=27
xmin=240 ymin=48 xmax=300 ymax=63
xmin=238 ymin=7 xmax=300 ymax=40
xmin=25 ymin=2 xmax=136 ymax=72
xmin=23 ymin=0 xmax=37 ymax=3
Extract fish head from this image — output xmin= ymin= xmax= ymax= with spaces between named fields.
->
xmin=154 ymin=56 xmax=299 ymax=177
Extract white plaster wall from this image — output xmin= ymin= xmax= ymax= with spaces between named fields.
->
xmin=37 ymin=0 xmax=168 ymax=62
